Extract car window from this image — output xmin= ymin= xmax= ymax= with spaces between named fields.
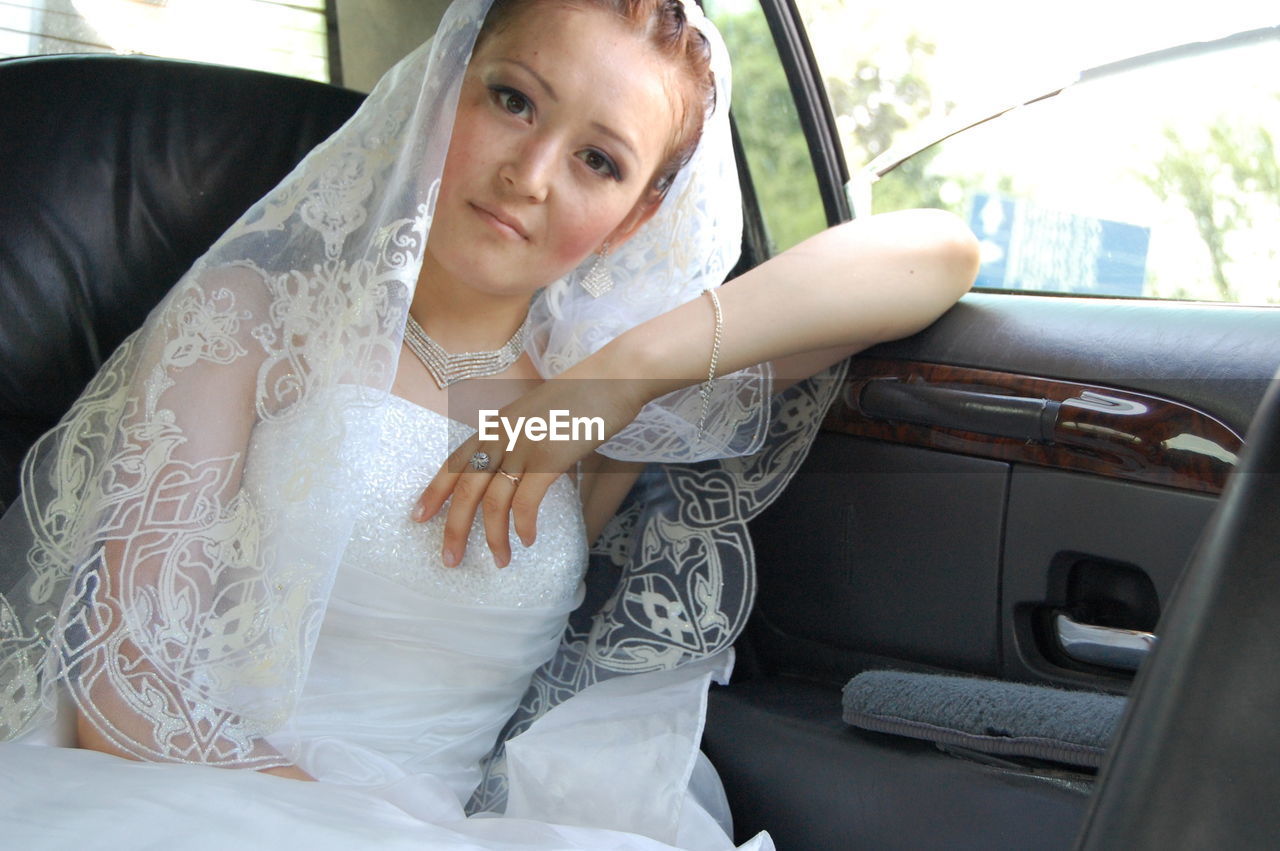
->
xmin=796 ymin=0 xmax=1278 ymax=305
xmin=4 ymin=0 xmax=333 ymax=83
xmin=873 ymin=33 xmax=1280 ymax=305
xmin=705 ymin=0 xmax=827 ymax=254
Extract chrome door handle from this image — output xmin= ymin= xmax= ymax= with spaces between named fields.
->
xmin=1055 ymin=613 xmax=1156 ymax=672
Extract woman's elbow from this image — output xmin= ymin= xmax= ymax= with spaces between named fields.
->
xmin=911 ymin=208 xmax=980 ymax=302
xmin=831 ymin=207 xmax=979 ymax=302
xmin=862 ymin=209 xmax=979 ymax=344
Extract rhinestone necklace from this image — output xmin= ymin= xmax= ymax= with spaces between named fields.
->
xmin=403 ymin=312 xmax=531 ymax=388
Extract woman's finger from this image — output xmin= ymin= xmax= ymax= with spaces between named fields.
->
xmin=510 ymin=472 xmax=555 ymax=547
xmin=440 ymin=470 xmax=491 ymax=566
xmin=481 ymin=470 xmax=522 ymax=567
xmin=427 ymin=440 xmax=502 ymax=565
xmin=414 ymin=440 xmax=491 ymax=522
xmin=414 ymin=467 xmax=457 ymax=523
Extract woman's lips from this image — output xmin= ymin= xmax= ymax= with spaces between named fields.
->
xmin=470 ymin=202 xmax=528 ymax=240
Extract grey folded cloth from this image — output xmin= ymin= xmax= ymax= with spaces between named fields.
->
xmin=842 ymin=670 xmax=1126 ymax=768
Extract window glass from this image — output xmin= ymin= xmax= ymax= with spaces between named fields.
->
xmin=878 ymin=37 xmax=1280 ymax=304
xmin=705 ymin=0 xmax=827 ymax=253
xmin=2 ymin=0 xmax=331 ymax=83
xmin=796 ymin=0 xmax=1279 ymax=305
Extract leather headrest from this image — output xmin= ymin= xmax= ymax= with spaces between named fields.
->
xmin=0 ymin=54 xmax=364 ymax=507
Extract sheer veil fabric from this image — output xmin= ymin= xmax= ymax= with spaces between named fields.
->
xmin=0 ymin=0 xmax=846 ymax=831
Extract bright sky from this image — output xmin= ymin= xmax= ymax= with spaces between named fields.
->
xmin=797 ymin=0 xmax=1277 ymax=116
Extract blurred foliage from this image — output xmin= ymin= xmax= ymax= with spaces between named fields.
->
xmin=1141 ymin=118 xmax=1279 ymax=302
xmin=801 ymin=0 xmax=1278 ymax=303
xmin=823 ymin=33 xmax=963 ymax=215
xmin=713 ymin=9 xmax=826 ymax=252
xmin=715 ymin=2 xmax=967 ymax=244
xmin=825 ymin=33 xmax=936 ymax=160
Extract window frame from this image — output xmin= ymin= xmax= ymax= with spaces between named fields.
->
xmin=757 ymin=0 xmax=851 ymax=225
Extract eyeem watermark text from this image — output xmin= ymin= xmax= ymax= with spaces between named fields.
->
xmin=478 ymin=410 xmax=605 ymax=451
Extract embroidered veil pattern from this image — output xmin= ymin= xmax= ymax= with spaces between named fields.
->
xmin=0 ymin=4 xmax=484 ymax=762
xmin=0 ymin=0 xmax=842 ymax=813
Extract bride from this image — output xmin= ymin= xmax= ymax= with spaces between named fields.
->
xmin=0 ymin=0 xmax=977 ymax=847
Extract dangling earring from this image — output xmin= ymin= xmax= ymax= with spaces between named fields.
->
xmin=579 ymin=243 xmax=613 ymax=298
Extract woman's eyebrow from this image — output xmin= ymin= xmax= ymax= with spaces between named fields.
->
xmin=499 ymin=58 xmax=558 ymax=101
xmin=591 ymin=122 xmax=637 ymax=160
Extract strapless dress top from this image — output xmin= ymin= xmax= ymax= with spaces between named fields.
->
xmin=240 ymin=388 xmax=588 ymax=801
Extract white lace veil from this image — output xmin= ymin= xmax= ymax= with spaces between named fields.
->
xmin=0 ymin=3 xmax=481 ymax=763
xmin=0 ymin=0 xmax=840 ymax=781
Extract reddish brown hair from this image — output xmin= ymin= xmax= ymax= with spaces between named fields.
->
xmin=478 ymin=0 xmax=715 ymax=198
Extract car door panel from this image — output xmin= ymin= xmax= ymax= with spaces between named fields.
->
xmin=703 ymin=0 xmax=1279 ymax=845
xmin=1002 ymin=467 xmax=1216 ymax=689
xmin=707 ymin=291 xmax=1280 ymax=848
xmin=751 ymin=437 xmax=1008 ymax=677
xmin=871 ymin=294 xmax=1280 ymax=437
xmin=745 ymin=291 xmax=1278 ymax=687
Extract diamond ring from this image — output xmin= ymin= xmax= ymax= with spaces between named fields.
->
xmin=469 ymin=451 xmax=491 ymax=471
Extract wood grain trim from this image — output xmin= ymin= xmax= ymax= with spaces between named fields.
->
xmin=824 ymin=359 xmax=1243 ymax=494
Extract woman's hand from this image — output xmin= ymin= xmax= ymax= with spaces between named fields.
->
xmin=413 ymin=373 xmax=646 ymax=567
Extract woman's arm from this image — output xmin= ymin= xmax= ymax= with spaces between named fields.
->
xmin=612 ymin=208 xmax=978 ymax=397
xmin=577 ymin=454 xmax=645 ymax=545
xmin=416 ymin=210 xmax=979 ymax=563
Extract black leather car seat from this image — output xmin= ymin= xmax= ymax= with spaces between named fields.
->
xmin=0 ymin=54 xmax=365 ymax=510
xmin=1077 ymin=370 xmax=1280 ymax=848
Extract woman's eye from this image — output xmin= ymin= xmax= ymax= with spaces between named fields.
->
xmin=579 ymin=149 xmax=620 ymax=180
xmin=491 ymin=86 xmax=532 ymax=119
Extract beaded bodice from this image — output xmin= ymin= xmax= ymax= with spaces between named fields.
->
xmin=240 ymin=387 xmax=588 ymax=798
xmin=341 ymin=393 xmax=588 ymax=606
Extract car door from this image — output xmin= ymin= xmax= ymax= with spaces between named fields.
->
xmin=700 ymin=3 xmax=1280 ymax=848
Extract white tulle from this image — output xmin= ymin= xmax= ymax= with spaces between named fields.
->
xmin=0 ymin=388 xmax=768 ymax=849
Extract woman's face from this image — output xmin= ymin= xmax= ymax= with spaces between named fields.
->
xmin=424 ymin=2 xmax=680 ymax=299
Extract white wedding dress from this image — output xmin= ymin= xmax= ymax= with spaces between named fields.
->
xmin=0 ymin=390 xmax=771 ymax=850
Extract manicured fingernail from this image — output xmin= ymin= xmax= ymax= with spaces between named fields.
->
xmin=442 ymin=547 xmax=458 ymax=567
xmin=412 ymin=504 xmax=426 ymax=522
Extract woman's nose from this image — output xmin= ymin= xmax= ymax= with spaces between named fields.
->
xmin=499 ymin=137 xmax=555 ymax=203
